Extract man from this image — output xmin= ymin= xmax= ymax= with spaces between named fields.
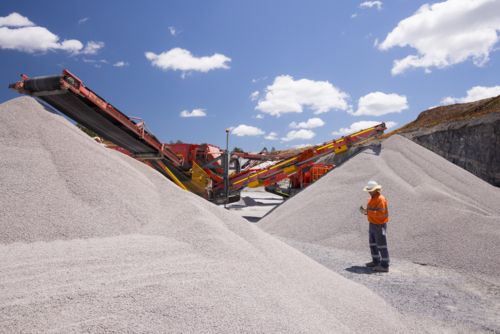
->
xmin=359 ymin=181 xmax=389 ymax=272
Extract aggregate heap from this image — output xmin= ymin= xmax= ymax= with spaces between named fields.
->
xmin=259 ymin=135 xmax=500 ymax=278
xmin=0 ymin=97 xmax=408 ymax=333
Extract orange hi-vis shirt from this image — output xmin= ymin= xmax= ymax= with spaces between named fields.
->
xmin=367 ymin=192 xmax=389 ymax=225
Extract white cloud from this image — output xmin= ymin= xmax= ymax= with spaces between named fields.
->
xmin=441 ymin=85 xmax=500 ymax=105
xmin=145 ymin=48 xmax=231 ymax=74
xmin=255 ymin=75 xmax=351 ymax=117
xmin=349 ymin=92 xmax=408 ymax=116
xmin=180 ymin=109 xmax=207 ymax=117
xmin=281 ymin=129 xmax=316 ymax=142
xmin=292 ymin=144 xmax=312 ymax=149
xmin=351 ymin=13 xmax=358 ymax=18
xmin=250 ymin=91 xmax=259 ymax=101
xmin=231 ymin=125 xmax=265 ymax=137
xmin=265 ymin=132 xmax=279 ymax=140
xmin=378 ymin=0 xmax=500 ymax=75
xmin=81 ymin=41 xmax=104 ymax=54
xmin=332 ymin=121 xmax=397 ymax=136
xmin=253 ymin=114 xmax=264 ymax=119
xmin=359 ymin=1 xmax=383 ymax=10
xmin=113 ymin=61 xmax=129 ymax=67
xmin=78 ymin=18 xmax=89 ymax=24
xmin=0 ymin=13 xmax=34 ymax=27
xmin=252 ymin=76 xmax=267 ymax=83
xmin=168 ymin=27 xmax=181 ymax=36
xmin=0 ymin=26 xmax=83 ymax=53
xmin=83 ymin=58 xmax=108 ymax=63
xmin=181 ymin=71 xmax=193 ymax=79
xmin=0 ymin=14 xmax=104 ymax=55
xmin=289 ymin=118 xmax=325 ymax=129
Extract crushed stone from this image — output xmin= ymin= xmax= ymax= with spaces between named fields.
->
xmin=0 ymin=97 xmax=410 ymax=333
xmin=259 ymin=135 xmax=500 ymax=278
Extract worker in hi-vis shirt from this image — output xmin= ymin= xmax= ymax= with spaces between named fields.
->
xmin=359 ymin=181 xmax=390 ymax=272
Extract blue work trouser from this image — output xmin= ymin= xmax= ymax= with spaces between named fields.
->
xmin=369 ymin=223 xmax=389 ymax=268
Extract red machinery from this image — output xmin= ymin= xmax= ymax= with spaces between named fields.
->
xmin=9 ymin=70 xmax=387 ymax=204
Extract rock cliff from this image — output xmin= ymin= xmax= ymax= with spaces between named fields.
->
xmin=399 ymin=111 xmax=500 ymax=187
xmin=318 ymin=96 xmax=500 ymax=188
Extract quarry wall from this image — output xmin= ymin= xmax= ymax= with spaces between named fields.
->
xmin=318 ymin=112 xmax=500 ymax=188
xmin=399 ymin=111 xmax=500 ymax=187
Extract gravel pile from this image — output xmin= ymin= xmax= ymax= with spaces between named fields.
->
xmin=0 ymin=97 xmax=409 ymax=333
xmin=259 ymin=135 xmax=500 ymax=278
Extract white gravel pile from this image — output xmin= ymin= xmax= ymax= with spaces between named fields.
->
xmin=0 ymin=97 xmax=409 ymax=333
xmin=259 ymin=135 xmax=500 ymax=278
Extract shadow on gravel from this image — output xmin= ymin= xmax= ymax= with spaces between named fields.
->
xmin=345 ymin=266 xmax=376 ymax=275
xmin=247 ymin=202 xmax=282 ymax=206
xmin=243 ymin=216 xmax=262 ymax=223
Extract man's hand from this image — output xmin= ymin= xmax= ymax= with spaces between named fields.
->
xmin=359 ymin=206 xmax=367 ymax=215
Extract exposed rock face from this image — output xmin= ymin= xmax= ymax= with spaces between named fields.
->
xmin=317 ymin=112 xmax=500 ymax=188
xmin=399 ymin=112 xmax=500 ymax=187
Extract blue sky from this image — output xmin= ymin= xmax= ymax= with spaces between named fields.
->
xmin=1 ymin=0 xmax=499 ymax=151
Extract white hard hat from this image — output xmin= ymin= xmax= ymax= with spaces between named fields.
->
xmin=363 ymin=180 xmax=382 ymax=192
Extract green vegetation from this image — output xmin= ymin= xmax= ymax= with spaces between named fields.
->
xmin=232 ymin=147 xmax=244 ymax=153
xmin=76 ymin=123 xmax=100 ymax=138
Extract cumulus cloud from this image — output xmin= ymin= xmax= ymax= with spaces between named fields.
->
xmin=359 ymin=1 xmax=382 ymax=10
xmin=250 ymin=91 xmax=259 ymax=101
xmin=289 ymin=118 xmax=325 ymax=129
xmin=81 ymin=41 xmax=104 ymax=54
xmin=349 ymin=92 xmax=408 ymax=116
xmin=255 ymin=75 xmax=351 ymax=117
xmin=0 ymin=26 xmax=83 ymax=53
xmin=332 ymin=121 xmax=397 ymax=136
xmin=231 ymin=125 xmax=265 ymax=137
xmin=351 ymin=13 xmax=358 ymax=18
xmin=78 ymin=18 xmax=89 ymax=24
xmin=253 ymin=114 xmax=264 ymax=119
xmin=0 ymin=13 xmax=103 ymax=55
xmin=265 ymin=132 xmax=279 ymax=140
xmin=0 ymin=12 xmax=34 ymax=27
xmin=378 ymin=0 xmax=500 ymax=75
xmin=179 ymin=109 xmax=207 ymax=117
xmin=113 ymin=61 xmax=129 ymax=67
xmin=144 ymin=48 xmax=231 ymax=75
xmin=441 ymin=85 xmax=500 ymax=105
xmin=281 ymin=129 xmax=316 ymax=142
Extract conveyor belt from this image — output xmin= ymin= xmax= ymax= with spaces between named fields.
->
xmin=14 ymin=73 xmax=195 ymax=188
xmin=24 ymin=76 xmax=158 ymax=155
xmin=43 ymin=92 xmax=159 ymax=154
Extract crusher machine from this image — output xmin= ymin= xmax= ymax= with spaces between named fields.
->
xmin=9 ymin=70 xmax=387 ymax=204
